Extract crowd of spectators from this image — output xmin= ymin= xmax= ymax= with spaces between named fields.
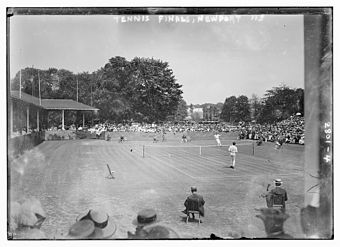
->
xmin=237 ymin=115 xmax=304 ymax=145
xmin=10 ymin=115 xmax=305 ymax=146
xmin=77 ymin=121 xmax=233 ymax=135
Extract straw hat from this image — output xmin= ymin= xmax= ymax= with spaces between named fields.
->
xmin=66 ymin=219 xmax=95 ymax=239
xmin=274 ymin=178 xmax=283 ymax=185
xmin=132 ymin=209 xmax=159 ymax=226
xmin=76 ymin=209 xmax=117 ymax=239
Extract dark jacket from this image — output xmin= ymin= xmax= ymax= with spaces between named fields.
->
xmin=184 ymin=193 xmax=205 ymax=216
xmin=267 ymin=187 xmax=288 ymax=209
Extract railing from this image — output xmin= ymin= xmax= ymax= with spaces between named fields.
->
xmin=44 ymin=130 xmax=106 ymax=140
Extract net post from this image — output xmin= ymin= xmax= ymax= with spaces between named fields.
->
xmin=199 ymin=146 xmax=202 ymax=156
xmin=143 ymin=145 xmax=145 ymax=158
xmin=252 ymin=141 xmax=255 ymax=155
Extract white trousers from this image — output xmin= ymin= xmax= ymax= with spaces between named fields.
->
xmin=230 ymin=155 xmax=236 ymax=167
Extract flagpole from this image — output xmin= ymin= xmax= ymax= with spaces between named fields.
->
xmin=38 ymin=71 xmax=41 ymax=105
xmin=90 ymin=84 xmax=93 ymax=106
xmin=76 ymin=75 xmax=79 ymax=102
xmin=32 ymin=76 xmax=34 ymax=96
xmin=19 ymin=70 xmax=22 ymax=98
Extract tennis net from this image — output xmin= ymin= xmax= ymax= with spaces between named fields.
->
xmin=142 ymin=142 xmax=255 ymax=158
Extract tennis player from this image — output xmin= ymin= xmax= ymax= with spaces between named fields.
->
xmin=228 ymin=142 xmax=238 ymax=169
xmin=214 ymin=132 xmax=222 ymax=146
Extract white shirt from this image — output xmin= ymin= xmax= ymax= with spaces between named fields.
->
xmin=214 ymin=134 xmax=220 ymax=140
xmin=228 ymin=145 xmax=238 ymax=156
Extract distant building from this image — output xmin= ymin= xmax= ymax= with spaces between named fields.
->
xmin=187 ymin=107 xmax=203 ymax=121
xmin=203 ymin=105 xmax=221 ymax=121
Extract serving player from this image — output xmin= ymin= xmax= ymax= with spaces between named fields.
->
xmin=214 ymin=132 xmax=222 ymax=146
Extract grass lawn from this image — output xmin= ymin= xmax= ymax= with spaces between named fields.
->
xmin=9 ymin=135 xmax=305 ymax=239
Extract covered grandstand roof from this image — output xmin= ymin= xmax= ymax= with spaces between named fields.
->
xmin=11 ymin=90 xmax=43 ymax=108
xmin=42 ymin=99 xmax=98 ymax=111
xmin=10 ymin=91 xmax=99 ymax=111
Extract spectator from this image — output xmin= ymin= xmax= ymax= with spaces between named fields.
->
xmin=266 ymin=179 xmax=288 ymax=212
xmin=9 ymin=197 xmax=46 ymax=231
xmin=255 ymin=207 xmax=292 ymax=239
xmin=128 ymin=208 xmax=179 ymax=239
xmin=74 ymin=209 xmax=117 ymax=239
xmin=128 ymin=208 xmax=159 ymax=239
xmin=183 ymin=186 xmax=205 ymax=220
xmin=9 ymin=197 xmax=47 ymax=239
xmin=237 ymin=115 xmax=304 ymax=145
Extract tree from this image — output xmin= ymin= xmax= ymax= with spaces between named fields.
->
xmin=11 ymin=67 xmax=38 ymax=96
xmin=250 ymin=94 xmax=263 ymax=122
xmin=92 ymin=88 xmax=130 ymax=122
xmin=172 ymin=98 xmax=188 ymax=121
xmin=294 ymin=88 xmax=304 ymax=116
xmin=56 ymin=69 xmax=77 ymax=100
xmin=220 ymin=96 xmax=237 ymax=123
xmin=126 ymin=57 xmax=183 ymax=122
xmin=11 ymin=56 xmax=184 ymax=123
xmin=258 ymin=85 xmax=304 ymax=123
xmin=235 ymin=95 xmax=251 ymax=122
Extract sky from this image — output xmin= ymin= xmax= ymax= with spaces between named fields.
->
xmin=9 ymin=14 xmax=304 ymax=105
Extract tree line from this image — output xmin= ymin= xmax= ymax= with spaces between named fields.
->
xmin=10 ymin=56 xmax=304 ymax=125
xmin=10 ymin=56 xmax=186 ymax=124
xmin=220 ymin=86 xmax=304 ymax=124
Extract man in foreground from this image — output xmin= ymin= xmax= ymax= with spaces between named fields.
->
xmin=266 ymin=178 xmax=288 ymax=212
xmin=182 ymin=186 xmax=205 ymax=222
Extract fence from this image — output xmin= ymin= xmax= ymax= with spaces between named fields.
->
xmin=44 ymin=130 xmax=106 ymax=140
xmin=8 ymin=131 xmax=45 ymax=158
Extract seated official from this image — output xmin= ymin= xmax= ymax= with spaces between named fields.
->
xmin=266 ymin=179 xmax=288 ymax=212
xmin=183 ymin=186 xmax=205 ymax=218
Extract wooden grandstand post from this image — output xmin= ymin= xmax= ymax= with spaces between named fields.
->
xmin=37 ymin=110 xmax=40 ymax=131
xmin=26 ymin=106 xmax=29 ymax=132
xmin=61 ymin=109 xmax=65 ymax=130
xmin=82 ymin=113 xmax=85 ymax=128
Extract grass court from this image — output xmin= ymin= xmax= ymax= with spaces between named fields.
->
xmin=9 ymin=134 xmax=305 ymax=239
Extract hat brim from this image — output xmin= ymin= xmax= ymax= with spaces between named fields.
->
xmin=132 ymin=217 xmax=160 ymax=227
xmin=76 ymin=213 xmax=117 ymax=239
xmin=90 ymin=218 xmax=117 ymax=239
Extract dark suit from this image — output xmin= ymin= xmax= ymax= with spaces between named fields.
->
xmin=184 ymin=193 xmax=205 ymax=217
xmin=267 ymin=187 xmax=288 ymax=210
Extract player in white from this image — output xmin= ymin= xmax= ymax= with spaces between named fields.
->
xmin=214 ymin=132 xmax=222 ymax=146
xmin=228 ymin=142 xmax=238 ymax=169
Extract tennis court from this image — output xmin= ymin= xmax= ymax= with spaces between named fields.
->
xmin=9 ymin=137 xmax=305 ymax=239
